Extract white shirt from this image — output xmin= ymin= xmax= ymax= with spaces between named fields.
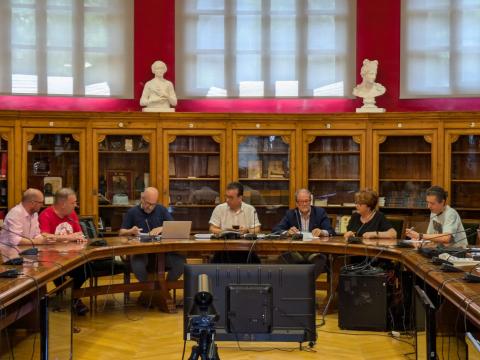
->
xmin=209 ymin=202 xmax=260 ymax=230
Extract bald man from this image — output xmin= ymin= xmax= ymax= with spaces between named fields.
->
xmin=0 ymin=189 xmax=47 ymax=262
xmin=119 ymin=187 xmax=185 ymax=283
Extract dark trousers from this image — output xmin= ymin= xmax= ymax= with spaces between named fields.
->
xmin=279 ymin=251 xmax=327 ymax=278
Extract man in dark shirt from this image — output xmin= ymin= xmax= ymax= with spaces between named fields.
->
xmin=120 ymin=187 xmax=185 ymax=282
xmin=273 ymin=189 xmax=335 ymax=278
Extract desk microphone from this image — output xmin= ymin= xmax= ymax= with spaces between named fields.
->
xmin=291 ymin=209 xmax=304 ymax=240
xmin=0 ymin=242 xmax=26 ymax=265
xmin=0 ymin=225 xmax=38 ymax=256
xmin=418 ymin=228 xmax=473 ymax=258
xmin=243 ymin=210 xmax=257 ymax=240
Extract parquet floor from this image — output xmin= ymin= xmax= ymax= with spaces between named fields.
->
xmin=1 ymin=289 xmax=415 ymax=360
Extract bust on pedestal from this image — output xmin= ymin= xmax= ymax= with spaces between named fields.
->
xmin=140 ymin=60 xmax=177 ymax=112
xmin=353 ymin=59 xmax=386 ymax=113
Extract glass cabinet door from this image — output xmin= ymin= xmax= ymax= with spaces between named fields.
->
xmin=378 ymin=135 xmax=432 ymax=209
xmin=167 ymin=135 xmax=222 ymax=231
xmin=0 ymin=135 xmax=9 ymax=219
xmin=450 ymin=134 xmax=480 ymax=210
xmin=26 ymin=133 xmax=81 ymax=207
xmin=307 ymin=135 xmax=361 ymax=207
xmin=236 ymin=134 xmax=291 ymax=230
xmin=97 ymin=135 xmax=151 ymax=235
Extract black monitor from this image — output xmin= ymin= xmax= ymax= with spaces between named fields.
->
xmin=40 ymin=278 xmax=73 ymax=360
xmin=183 ymin=264 xmax=316 ymax=343
xmin=414 ymin=285 xmax=436 ymax=360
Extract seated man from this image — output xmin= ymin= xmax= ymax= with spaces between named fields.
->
xmin=272 ymin=188 xmax=335 ymax=278
xmin=209 ymin=182 xmax=261 ymax=263
xmin=38 ymin=188 xmax=90 ymax=315
xmin=119 ymin=187 xmax=186 ymax=283
xmin=406 ymin=185 xmax=467 ymax=247
xmin=0 ymin=188 xmax=47 ymax=262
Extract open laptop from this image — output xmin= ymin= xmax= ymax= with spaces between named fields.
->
xmin=161 ymin=221 xmax=192 ymax=239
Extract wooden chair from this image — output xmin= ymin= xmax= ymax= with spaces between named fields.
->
xmin=385 ymin=215 xmax=407 ymax=239
xmin=79 ymin=216 xmax=131 ymax=311
xmin=462 ymin=219 xmax=480 ymax=246
xmin=327 ymin=214 xmax=337 ymax=232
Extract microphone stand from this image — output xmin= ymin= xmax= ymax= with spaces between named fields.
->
xmin=0 ymin=225 xmax=39 ymax=255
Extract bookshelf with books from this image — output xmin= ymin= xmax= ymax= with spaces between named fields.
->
xmin=95 ymin=133 xmax=154 ymax=235
xmin=0 ymin=133 xmax=11 ymax=216
xmin=23 ymin=131 xmax=85 ymax=210
xmin=164 ymin=132 xmax=225 ymax=232
xmin=305 ymin=133 xmax=365 ymax=210
xmin=373 ymin=132 xmax=437 ymax=210
xmin=446 ymin=132 xmax=480 ymax=212
xmin=234 ymin=132 xmax=293 ymax=230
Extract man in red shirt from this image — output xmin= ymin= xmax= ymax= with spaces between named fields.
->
xmin=39 ymin=188 xmax=89 ymax=315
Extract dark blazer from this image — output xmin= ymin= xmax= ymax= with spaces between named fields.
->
xmin=272 ymin=206 xmax=335 ymax=235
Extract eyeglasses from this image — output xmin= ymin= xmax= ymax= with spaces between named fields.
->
xmin=142 ymin=200 xmax=157 ymax=207
xmin=31 ymin=200 xmax=44 ymax=205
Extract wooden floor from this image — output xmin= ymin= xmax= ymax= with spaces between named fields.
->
xmin=1 ymin=290 xmax=415 ymax=360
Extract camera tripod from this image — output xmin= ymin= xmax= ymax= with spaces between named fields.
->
xmin=188 ymin=315 xmax=220 ymax=360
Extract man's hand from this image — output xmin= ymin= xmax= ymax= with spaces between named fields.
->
xmin=288 ymin=226 xmax=300 ymax=235
xmin=405 ymin=228 xmax=419 ymax=240
xmin=148 ymin=226 xmax=163 ymax=236
xmin=312 ymin=228 xmax=325 ymax=237
xmin=238 ymin=226 xmax=249 ymax=234
xmin=344 ymin=231 xmax=355 ymax=239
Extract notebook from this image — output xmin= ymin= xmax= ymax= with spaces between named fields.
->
xmin=161 ymin=221 xmax=192 ymax=239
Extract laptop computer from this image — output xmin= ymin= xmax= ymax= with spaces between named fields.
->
xmin=161 ymin=221 xmax=192 ymax=239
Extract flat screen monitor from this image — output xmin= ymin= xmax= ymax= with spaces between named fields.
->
xmin=40 ymin=278 xmax=73 ymax=360
xmin=183 ymin=264 xmax=316 ymax=343
xmin=414 ymin=285 xmax=436 ymax=360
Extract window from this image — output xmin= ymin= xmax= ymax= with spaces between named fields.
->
xmin=175 ymin=0 xmax=356 ymax=98
xmin=0 ymin=0 xmax=133 ymax=98
xmin=401 ymin=0 xmax=480 ymax=98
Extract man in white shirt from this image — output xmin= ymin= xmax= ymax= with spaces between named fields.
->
xmin=209 ymin=182 xmax=261 ymax=263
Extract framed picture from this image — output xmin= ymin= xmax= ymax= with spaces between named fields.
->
xmin=106 ymin=170 xmax=132 ymax=201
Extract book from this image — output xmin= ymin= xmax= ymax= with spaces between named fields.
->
xmin=0 ymin=153 xmax=7 ymax=177
xmin=207 ymin=155 xmax=220 ymax=177
xmin=267 ymin=160 xmax=285 ymax=178
xmin=247 ymin=160 xmax=262 ymax=179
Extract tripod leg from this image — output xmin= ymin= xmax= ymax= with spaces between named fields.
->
xmin=188 ymin=345 xmax=200 ymax=360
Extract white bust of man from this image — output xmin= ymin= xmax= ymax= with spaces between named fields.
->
xmin=140 ymin=60 xmax=177 ymax=112
xmin=353 ymin=59 xmax=386 ymax=113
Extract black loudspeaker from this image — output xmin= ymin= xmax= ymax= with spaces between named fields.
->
xmin=338 ymin=272 xmax=388 ymax=331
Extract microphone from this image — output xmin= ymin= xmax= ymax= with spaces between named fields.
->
xmin=418 ymin=228 xmax=473 ymax=258
xmin=0 ymin=244 xmax=24 ymax=265
xmin=243 ymin=209 xmax=257 ymax=240
xmin=0 ymin=225 xmax=38 ymax=256
xmin=145 ymin=219 xmax=152 ymax=235
xmin=291 ymin=209 xmax=304 ymax=240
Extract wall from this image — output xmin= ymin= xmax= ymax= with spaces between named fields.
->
xmin=0 ymin=0 xmax=479 ymax=113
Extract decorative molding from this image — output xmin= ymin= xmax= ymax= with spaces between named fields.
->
xmin=97 ymin=135 xmax=106 ymax=143
xmin=305 ymin=135 xmax=316 ymax=144
xmin=212 ymin=135 xmax=222 ymax=144
xmin=424 ymin=135 xmax=432 ymax=144
xmin=352 ymin=136 xmax=361 ymax=144
xmin=167 ymin=135 xmax=177 ymax=144
xmin=377 ymin=136 xmax=387 ymax=144
xmin=450 ymin=135 xmax=460 ymax=144
xmin=72 ymin=134 xmax=81 ymax=143
xmin=280 ymin=136 xmax=290 ymax=144
xmin=142 ymin=135 xmax=151 ymax=143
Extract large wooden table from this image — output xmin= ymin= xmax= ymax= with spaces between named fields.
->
xmin=2 ymin=236 xmax=480 ymax=329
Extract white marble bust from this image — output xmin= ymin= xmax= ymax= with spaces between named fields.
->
xmin=140 ymin=60 xmax=177 ymax=112
xmin=353 ymin=59 xmax=386 ymax=113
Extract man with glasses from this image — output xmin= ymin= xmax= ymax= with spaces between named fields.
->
xmin=272 ymin=188 xmax=335 ymax=278
xmin=0 ymin=188 xmax=47 ymax=262
xmin=38 ymin=188 xmax=86 ymax=242
xmin=120 ymin=187 xmax=185 ymax=288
